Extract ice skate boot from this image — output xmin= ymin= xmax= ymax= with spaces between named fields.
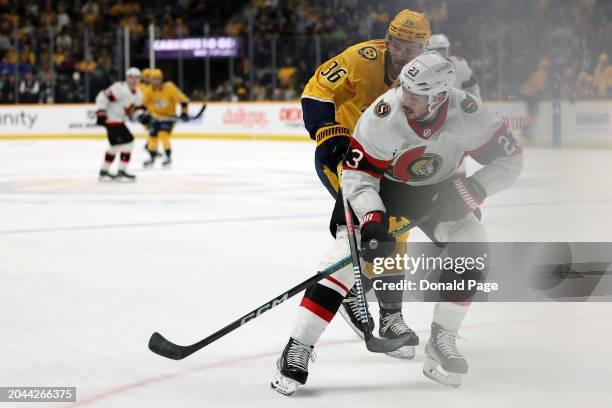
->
xmin=98 ymin=169 xmax=116 ymax=181
xmin=423 ymin=322 xmax=468 ymax=388
xmin=338 ymin=287 xmax=375 ymax=339
xmin=271 ymin=338 xmax=315 ymax=396
xmin=162 ymin=157 xmax=172 ymax=168
xmin=143 ymin=151 xmax=158 ymax=168
xmin=116 ymin=170 xmax=136 ymax=182
xmin=379 ymin=307 xmax=419 ymax=359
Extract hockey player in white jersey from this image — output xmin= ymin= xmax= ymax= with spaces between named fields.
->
xmin=95 ymin=67 xmax=151 ymax=181
xmin=427 ymin=33 xmax=481 ymax=97
xmin=271 ymin=52 xmax=522 ymax=395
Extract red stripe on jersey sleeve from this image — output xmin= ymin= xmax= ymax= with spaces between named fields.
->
xmin=299 ymin=297 xmax=334 ymax=322
xmin=104 ymin=89 xmax=116 ymax=101
xmin=341 ymin=164 xmax=384 ymax=179
xmin=469 ymin=122 xmax=523 ymax=161
xmin=348 ymin=137 xmax=392 ymax=169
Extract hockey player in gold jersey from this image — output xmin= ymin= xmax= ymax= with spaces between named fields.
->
xmin=139 ymin=68 xmax=152 ymax=94
xmin=300 ymin=9 xmax=431 ymax=359
xmin=142 ymin=69 xmax=190 ymax=168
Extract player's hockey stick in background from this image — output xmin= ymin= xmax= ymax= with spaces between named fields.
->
xmin=148 ymin=211 xmax=431 ymax=360
xmin=154 ymin=104 xmax=207 ymax=123
xmin=188 ymin=104 xmax=207 ymax=120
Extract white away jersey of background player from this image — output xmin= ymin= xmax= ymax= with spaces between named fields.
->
xmin=449 ymin=55 xmax=479 ymax=96
xmin=342 ymin=87 xmax=522 ymax=219
xmin=95 ymin=82 xmax=144 ymax=124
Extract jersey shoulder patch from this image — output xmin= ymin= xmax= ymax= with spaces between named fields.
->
xmin=358 ymin=46 xmax=378 ymax=61
xmin=374 ymin=99 xmax=391 ymax=117
xmin=461 ymin=93 xmax=478 ymax=113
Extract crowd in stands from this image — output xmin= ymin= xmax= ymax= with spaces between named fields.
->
xmin=0 ymin=0 xmax=609 ymax=104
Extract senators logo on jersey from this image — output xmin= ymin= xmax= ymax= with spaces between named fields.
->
xmin=391 ymin=147 xmax=443 ymax=182
xmin=374 ymin=100 xmax=391 ymax=117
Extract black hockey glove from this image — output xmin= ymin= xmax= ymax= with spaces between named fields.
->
xmin=315 ymin=123 xmax=351 ymax=175
xmin=360 ymin=211 xmax=396 ymax=263
xmin=436 ymin=176 xmax=487 ymax=222
xmin=139 ymin=113 xmax=152 ymax=126
xmin=95 ymin=110 xmax=107 ymax=126
xmin=180 ymin=102 xmax=189 ymax=122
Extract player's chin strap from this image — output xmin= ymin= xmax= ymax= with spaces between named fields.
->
xmin=422 ymin=91 xmax=449 ymax=121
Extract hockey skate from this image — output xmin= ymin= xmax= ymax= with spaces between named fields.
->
xmin=379 ymin=307 xmax=419 ymax=359
xmin=143 ymin=151 xmax=158 ymax=168
xmin=162 ymin=157 xmax=172 ymax=168
xmin=423 ymin=322 xmax=468 ymax=388
xmin=338 ymin=287 xmax=375 ymax=339
xmin=116 ymin=170 xmax=136 ymax=182
xmin=98 ymin=169 xmax=116 ymax=181
xmin=271 ymin=338 xmax=315 ymax=396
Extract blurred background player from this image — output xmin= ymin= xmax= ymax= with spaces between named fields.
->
xmin=95 ymin=67 xmax=150 ymax=182
xmin=142 ymin=69 xmax=190 ymax=168
xmin=426 ymin=33 xmax=481 ymax=97
xmin=426 ymin=33 xmax=479 ymax=175
xmin=300 ymin=9 xmax=430 ymax=359
xmin=520 ymin=57 xmax=550 ymax=139
xmin=139 ymin=68 xmax=153 ymax=151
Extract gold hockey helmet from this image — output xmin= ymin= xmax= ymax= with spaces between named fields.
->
xmin=149 ymin=68 xmax=163 ymax=79
xmin=387 ymin=9 xmax=431 ymax=44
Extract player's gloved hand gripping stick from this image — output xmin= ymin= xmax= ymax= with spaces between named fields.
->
xmin=148 ymin=210 xmax=431 ymax=360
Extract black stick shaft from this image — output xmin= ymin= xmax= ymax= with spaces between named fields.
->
xmin=149 ymin=214 xmax=428 ymax=360
xmin=341 ymin=191 xmax=373 ymax=336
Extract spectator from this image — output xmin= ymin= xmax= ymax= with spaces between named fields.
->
xmin=277 ymin=56 xmax=296 ymax=96
xmin=576 ymin=70 xmax=594 ymax=100
xmin=1 ymin=74 xmax=16 ymax=103
xmin=593 ymin=53 xmax=611 ymax=98
xmin=18 ymin=71 xmax=40 ymax=103
xmin=57 ymin=2 xmax=70 ymax=30
xmin=82 ymin=0 xmax=99 ymax=25
xmin=520 ymin=57 xmax=550 ymax=139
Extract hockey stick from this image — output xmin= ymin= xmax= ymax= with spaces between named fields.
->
xmin=340 ymin=190 xmax=415 ymax=353
xmin=188 ymin=104 xmax=207 ymax=120
xmin=148 ymin=212 xmax=430 ymax=360
xmin=151 ymin=104 xmax=207 ymax=124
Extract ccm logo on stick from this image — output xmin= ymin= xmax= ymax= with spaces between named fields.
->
xmin=240 ymin=293 xmax=289 ymax=325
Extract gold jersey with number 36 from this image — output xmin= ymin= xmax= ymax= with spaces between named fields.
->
xmin=303 ymin=39 xmax=395 ymax=133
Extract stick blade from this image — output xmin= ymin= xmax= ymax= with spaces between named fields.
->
xmin=148 ymin=332 xmax=190 ymax=360
xmin=364 ymin=333 xmax=414 ymax=353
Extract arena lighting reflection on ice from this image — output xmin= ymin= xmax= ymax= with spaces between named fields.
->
xmin=151 ymin=37 xmax=240 ymax=59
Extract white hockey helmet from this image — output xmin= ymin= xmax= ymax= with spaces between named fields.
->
xmin=426 ymin=34 xmax=450 ymax=51
xmin=397 ymin=51 xmax=456 ymax=113
xmin=125 ymin=67 xmax=141 ymax=78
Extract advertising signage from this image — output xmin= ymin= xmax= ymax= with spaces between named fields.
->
xmin=151 ymin=37 xmax=240 ymax=59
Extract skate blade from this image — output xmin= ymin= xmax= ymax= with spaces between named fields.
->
xmin=385 ymin=345 xmax=415 ymax=360
xmin=271 ymin=373 xmax=299 ymax=396
xmin=98 ymin=177 xmax=115 ymax=182
xmin=338 ymin=307 xmax=366 ymax=340
xmin=423 ymin=357 xmax=462 ymax=388
xmin=115 ymin=177 xmax=136 ymax=183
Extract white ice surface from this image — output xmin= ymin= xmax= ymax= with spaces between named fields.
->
xmin=1 ymin=140 xmax=612 ymax=407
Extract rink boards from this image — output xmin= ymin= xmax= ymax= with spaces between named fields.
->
xmin=0 ymin=100 xmax=609 ymax=147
